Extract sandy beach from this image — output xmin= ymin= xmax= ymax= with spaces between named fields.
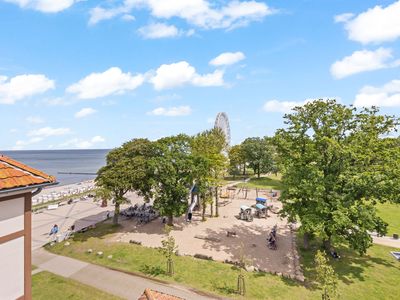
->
xmin=32 ymin=180 xmax=96 ymax=205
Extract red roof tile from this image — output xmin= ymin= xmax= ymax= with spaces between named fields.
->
xmin=0 ymin=155 xmax=56 ymax=191
xmin=138 ymin=288 xmax=184 ymax=300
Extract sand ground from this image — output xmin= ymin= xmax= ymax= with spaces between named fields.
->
xmin=114 ymin=189 xmax=301 ymax=278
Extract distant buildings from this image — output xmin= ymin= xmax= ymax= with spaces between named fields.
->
xmin=0 ymin=155 xmax=56 ymax=300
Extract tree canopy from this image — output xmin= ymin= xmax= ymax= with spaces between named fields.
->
xmin=241 ymin=137 xmax=275 ymax=178
xmin=149 ymin=134 xmax=195 ymax=225
xmin=96 ymin=146 xmax=138 ymax=224
xmin=274 ymin=99 xmax=400 ymax=254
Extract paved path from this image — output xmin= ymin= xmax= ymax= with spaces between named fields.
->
xmin=32 ymin=200 xmax=113 ymax=250
xmin=31 ymin=193 xmax=143 ymax=250
xmin=372 ymin=235 xmax=400 ymax=248
xmin=32 ymin=248 xmax=220 ymax=300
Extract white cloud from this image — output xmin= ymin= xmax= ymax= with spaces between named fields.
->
xmin=42 ymin=97 xmax=71 ymax=106
xmin=138 ymin=23 xmax=180 ymax=39
xmin=4 ymin=0 xmax=77 ymax=13
xmin=263 ymin=99 xmax=337 ymax=113
xmin=150 ymin=61 xmax=224 ymax=90
xmin=13 ymin=137 xmax=43 ymax=150
xmin=334 ymin=13 xmax=354 ymax=23
xmin=89 ymin=0 xmax=274 ymax=30
xmin=354 ymin=79 xmax=400 ymax=107
xmin=75 ymin=107 xmax=97 ymax=118
xmin=60 ymin=135 xmax=106 ymax=149
xmin=148 ymin=106 xmax=192 ymax=116
xmin=209 ymin=51 xmax=245 ymax=66
xmin=263 ymin=100 xmax=306 ymax=113
xmin=330 ymin=48 xmax=400 ymax=79
xmin=26 ymin=116 xmax=44 ymax=124
xmin=0 ymin=74 xmax=55 ymax=104
xmin=91 ymin=135 xmax=105 ymax=143
xmin=28 ymin=127 xmax=71 ymax=137
xmin=122 ymin=14 xmax=135 ymax=21
xmin=336 ymin=1 xmax=400 ymax=44
xmin=89 ymin=5 xmax=132 ymax=25
xmin=66 ymin=67 xmax=144 ymax=99
xmin=192 ymin=70 xmax=224 ymax=87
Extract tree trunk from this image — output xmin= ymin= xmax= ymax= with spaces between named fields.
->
xmin=113 ymin=202 xmax=120 ymax=225
xmin=257 ymin=165 xmax=261 ymax=178
xmin=323 ymin=237 xmax=331 ymax=252
xmin=202 ymin=198 xmax=206 ymax=221
xmin=167 ymin=215 xmax=173 ymax=226
xmin=303 ymin=232 xmax=311 ymax=250
xmin=243 ymin=164 xmax=246 ymax=176
xmin=210 ymin=196 xmax=214 ymax=217
xmin=215 ymin=187 xmax=219 ymax=217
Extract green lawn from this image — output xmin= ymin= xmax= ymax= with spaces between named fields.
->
xmin=237 ymin=174 xmax=283 ymax=190
xmin=376 ymin=202 xmax=400 ymax=236
xmin=46 ymin=223 xmax=400 ymax=300
xmin=299 ymin=237 xmax=400 ymax=300
xmin=32 ymin=271 xmax=121 ymax=300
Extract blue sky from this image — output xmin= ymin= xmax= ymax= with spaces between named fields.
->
xmin=1 ymin=0 xmax=400 ymax=150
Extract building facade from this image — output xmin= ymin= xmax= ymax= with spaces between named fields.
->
xmin=0 ymin=155 xmax=56 ymax=300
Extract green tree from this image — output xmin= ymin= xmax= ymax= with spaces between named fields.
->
xmin=159 ymin=225 xmax=178 ymax=275
xmin=192 ymin=128 xmax=227 ymax=217
xmin=96 ymin=147 xmax=135 ymax=225
xmin=228 ymin=144 xmax=246 ymax=177
xmin=275 ymin=99 xmax=400 ymax=254
xmin=241 ymin=137 xmax=274 ymax=178
xmin=150 ymin=134 xmax=194 ymax=226
xmin=315 ymin=250 xmax=338 ymax=300
xmin=119 ymin=138 xmax=154 ymax=201
xmin=236 ymin=243 xmax=250 ymax=296
xmin=96 ymin=138 xmax=154 ymax=225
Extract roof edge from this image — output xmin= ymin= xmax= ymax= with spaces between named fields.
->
xmin=0 ymin=181 xmax=59 ymax=195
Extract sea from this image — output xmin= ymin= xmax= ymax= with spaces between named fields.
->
xmin=1 ymin=149 xmax=110 ymax=186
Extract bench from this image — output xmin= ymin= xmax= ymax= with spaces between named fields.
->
xmin=47 ymin=204 xmax=58 ymax=210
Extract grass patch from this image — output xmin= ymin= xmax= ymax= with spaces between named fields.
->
xmin=237 ymin=174 xmax=283 ymax=190
xmin=376 ymin=202 xmax=400 ymax=236
xmin=46 ymin=223 xmax=400 ymax=299
xmin=32 ymin=271 xmax=121 ymax=300
xmin=32 ymin=265 xmax=37 ymax=271
xmin=299 ymin=236 xmax=400 ymax=300
xmin=46 ymin=224 xmax=312 ymax=299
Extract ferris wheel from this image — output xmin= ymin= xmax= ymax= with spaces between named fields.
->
xmin=214 ymin=112 xmax=231 ymax=146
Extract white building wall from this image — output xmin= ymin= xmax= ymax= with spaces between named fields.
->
xmin=0 ymin=237 xmax=25 ymax=300
xmin=0 ymin=197 xmax=24 ymax=236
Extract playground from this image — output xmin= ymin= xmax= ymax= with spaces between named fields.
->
xmin=112 ymin=187 xmax=301 ymax=279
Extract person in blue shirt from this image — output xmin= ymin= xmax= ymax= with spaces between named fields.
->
xmin=49 ymin=224 xmax=59 ymax=236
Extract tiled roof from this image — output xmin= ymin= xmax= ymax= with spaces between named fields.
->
xmin=0 ymin=155 xmax=56 ymax=191
xmin=138 ymin=288 xmax=184 ymax=300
